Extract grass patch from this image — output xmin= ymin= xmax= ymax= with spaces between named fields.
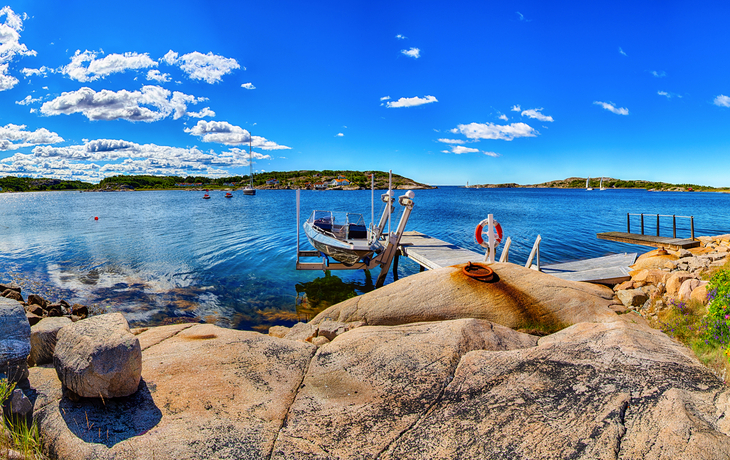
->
xmin=1 ymin=378 xmax=45 ymax=460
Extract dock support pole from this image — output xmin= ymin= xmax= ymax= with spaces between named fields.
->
xmin=640 ymin=214 xmax=644 ymax=235
xmin=656 ymin=214 xmax=660 ymax=237
xmin=487 ymin=214 xmax=495 ymax=263
xmin=627 ymin=213 xmax=630 ymax=233
xmin=296 ymin=189 xmax=300 ymax=264
xmin=673 ymin=215 xmax=676 ymax=238
xmin=691 ymin=216 xmax=695 ymax=240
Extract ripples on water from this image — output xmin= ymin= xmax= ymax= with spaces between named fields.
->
xmin=1 ymin=187 xmax=729 ymax=331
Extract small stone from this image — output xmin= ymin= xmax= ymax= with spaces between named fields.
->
xmin=676 ymin=249 xmax=692 ymax=259
xmin=2 ymin=289 xmax=24 ymax=302
xmin=269 ymin=325 xmax=289 ymax=338
xmin=311 ymin=336 xmax=330 ymax=347
xmin=666 ymin=272 xmax=696 ymax=297
xmin=317 ymin=320 xmax=348 ymax=341
xmin=284 ymin=322 xmax=317 ymax=343
xmin=0 ymin=283 xmax=21 ymax=294
xmin=25 ymin=312 xmax=43 ymax=326
xmin=617 ymin=289 xmax=649 ymax=308
xmin=663 ymin=261 xmax=677 ymax=270
xmin=71 ymin=304 xmax=88 ymax=318
xmin=27 ymin=294 xmax=47 ymax=309
xmin=47 ymin=305 xmax=63 ymax=317
xmin=691 ymin=283 xmax=710 ymax=305
xmin=25 ymin=303 xmax=44 ymax=316
xmin=614 ymin=280 xmax=634 ymax=291
xmin=3 ymin=389 xmax=33 ymax=427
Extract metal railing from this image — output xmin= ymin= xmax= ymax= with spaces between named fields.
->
xmin=627 ymin=213 xmax=695 ymax=240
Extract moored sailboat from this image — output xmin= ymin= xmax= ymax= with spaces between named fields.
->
xmin=243 ymin=139 xmax=256 ymax=196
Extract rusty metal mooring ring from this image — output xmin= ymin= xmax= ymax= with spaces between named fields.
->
xmin=462 ymin=262 xmax=494 ymax=281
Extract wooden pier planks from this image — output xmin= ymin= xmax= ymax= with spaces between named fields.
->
xmin=540 ymin=253 xmax=637 ymax=284
xmin=398 ymin=231 xmax=484 ymax=270
xmin=597 ymin=231 xmax=700 ymax=250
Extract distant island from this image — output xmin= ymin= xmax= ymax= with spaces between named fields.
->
xmin=0 ymin=170 xmax=435 ymax=193
xmin=469 ymin=177 xmax=730 ymax=192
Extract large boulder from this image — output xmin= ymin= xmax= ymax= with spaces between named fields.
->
xmin=31 ymin=323 xmax=316 ymax=460
xmin=310 ymin=262 xmax=617 ymax=331
xmin=29 ymin=317 xmax=72 ymax=366
xmin=376 ymin=321 xmax=730 ymax=459
xmin=0 ymin=297 xmax=31 ymax=383
xmin=53 ymin=313 xmax=141 ymax=398
xmin=616 ymin=288 xmax=649 ymax=308
xmin=666 ymin=271 xmax=697 ymax=297
xmin=272 ymin=318 xmax=537 ymax=459
xmin=630 ymin=249 xmax=680 ymax=271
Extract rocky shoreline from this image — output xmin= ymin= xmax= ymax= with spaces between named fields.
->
xmin=3 ymin=240 xmax=730 ymax=459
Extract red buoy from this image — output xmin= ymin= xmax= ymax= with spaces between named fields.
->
xmin=94 ymin=216 xmax=99 ymax=220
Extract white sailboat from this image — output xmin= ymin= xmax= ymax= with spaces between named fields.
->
xmin=586 ymin=177 xmax=593 ymax=191
xmin=243 ymin=139 xmax=256 ymax=196
xmin=599 ymin=177 xmax=606 ymax=191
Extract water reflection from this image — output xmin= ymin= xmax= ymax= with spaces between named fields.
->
xmin=295 ymin=271 xmax=375 ymax=320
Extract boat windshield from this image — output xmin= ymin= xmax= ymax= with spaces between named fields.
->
xmin=308 ymin=210 xmax=368 ymax=240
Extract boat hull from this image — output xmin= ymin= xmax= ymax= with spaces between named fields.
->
xmin=304 ymin=222 xmax=382 ymax=265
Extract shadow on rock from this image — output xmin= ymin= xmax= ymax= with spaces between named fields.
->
xmin=59 ymin=379 xmax=161 ymax=448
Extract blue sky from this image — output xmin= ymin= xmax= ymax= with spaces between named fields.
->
xmin=1 ymin=1 xmax=730 ymax=186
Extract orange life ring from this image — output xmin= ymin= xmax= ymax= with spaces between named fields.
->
xmin=475 ymin=218 xmax=503 ymax=248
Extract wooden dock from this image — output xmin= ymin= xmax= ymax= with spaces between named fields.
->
xmin=398 ymin=231 xmax=483 ymax=269
xmin=397 ymin=231 xmax=635 ymax=284
xmin=540 ymin=253 xmax=637 ymax=284
xmin=597 ymin=231 xmax=700 ymax=250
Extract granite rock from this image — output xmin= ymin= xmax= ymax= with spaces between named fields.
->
xmin=0 ymin=297 xmax=31 ymax=384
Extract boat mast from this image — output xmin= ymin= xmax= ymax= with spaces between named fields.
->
xmin=249 ymin=139 xmax=254 ymax=187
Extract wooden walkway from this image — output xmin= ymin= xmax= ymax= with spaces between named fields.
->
xmin=398 ymin=231 xmax=636 ymax=284
xmin=540 ymin=253 xmax=637 ymax=284
xmin=597 ymin=231 xmax=700 ymax=250
xmin=398 ymin=231 xmax=483 ymax=269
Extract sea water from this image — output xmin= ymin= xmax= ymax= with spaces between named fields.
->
xmin=1 ymin=187 xmax=729 ymax=331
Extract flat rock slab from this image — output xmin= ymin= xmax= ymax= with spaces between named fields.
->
xmin=311 ymin=262 xmax=617 ymax=331
xmin=378 ymin=320 xmax=730 ymax=459
xmin=31 ymin=323 xmax=316 ymax=460
xmin=271 ymin=318 xmax=538 ymax=459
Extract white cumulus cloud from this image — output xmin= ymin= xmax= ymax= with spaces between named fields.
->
xmin=451 ymin=122 xmax=538 ymax=141
xmin=521 ymin=108 xmax=554 ymax=122
xmin=386 ymin=95 xmax=437 ymax=108
xmin=593 ymin=101 xmax=629 ymax=115
xmin=336 ymin=133 xmax=344 ymax=137
xmin=510 ymin=105 xmax=521 ymax=112
xmin=714 ymin=95 xmax=730 ymax=107
xmin=483 ymin=151 xmax=501 ymax=157
xmin=449 ymin=145 xmax=480 ymax=154
xmin=396 ymin=34 xmax=406 ymax=40
xmin=619 ymin=47 xmax=627 ymax=56
xmin=0 ymin=6 xmax=36 ymax=91
xmin=163 ymin=51 xmax=240 ymax=84
xmin=187 ymin=107 xmax=216 ymax=118
xmin=651 ymin=70 xmax=666 ymax=78
xmin=0 ymin=123 xmax=64 ymax=151
xmin=146 ymin=69 xmax=170 ymax=82
xmin=380 ymin=96 xmax=390 ymax=101
xmin=437 ymin=138 xmax=465 ymax=144
xmin=401 ymin=47 xmax=420 ymax=59
xmin=40 ymin=86 xmax=208 ymax=122
xmin=657 ymin=91 xmax=670 ymax=98
xmin=498 ymin=114 xmax=508 ymax=121
xmin=241 ymin=82 xmax=255 ymax=90
xmin=61 ymin=50 xmax=158 ymax=82
xmin=15 ymin=94 xmax=41 ymax=105
xmin=184 ymin=120 xmax=291 ymax=150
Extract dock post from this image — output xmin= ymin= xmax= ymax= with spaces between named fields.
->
xmin=656 ymin=214 xmax=660 ymax=237
xmin=691 ymin=216 xmax=695 ymax=240
xmin=296 ymin=189 xmax=300 ymax=264
xmin=640 ymin=214 xmax=644 ymax=235
xmin=487 ymin=214 xmax=495 ymax=263
xmin=673 ymin=215 xmax=676 ymax=238
xmin=627 ymin=213 xmax=630 ymax=233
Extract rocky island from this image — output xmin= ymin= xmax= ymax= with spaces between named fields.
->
xmin=4 ymin=238 xmax=730 ymax=459
xmin=470 ymin=176 xmax=730 ymax=192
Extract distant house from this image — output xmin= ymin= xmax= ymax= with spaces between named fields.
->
xmin=330 ymin=178 xmax=350 ymax=187
xmin=314 ymin=181 xmax=326 ymax=190
xmin=266 ymin=179 xmax=279 ymax=186
xmin=337 ymin=175 xmax=346 ymax=179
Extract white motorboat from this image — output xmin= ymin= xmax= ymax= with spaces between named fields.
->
xmin=303 ymin=211 xmax=383 ymax=265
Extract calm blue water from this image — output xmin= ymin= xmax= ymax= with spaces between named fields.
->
xmin=1 ymin=187 xmax=729 ymax=331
